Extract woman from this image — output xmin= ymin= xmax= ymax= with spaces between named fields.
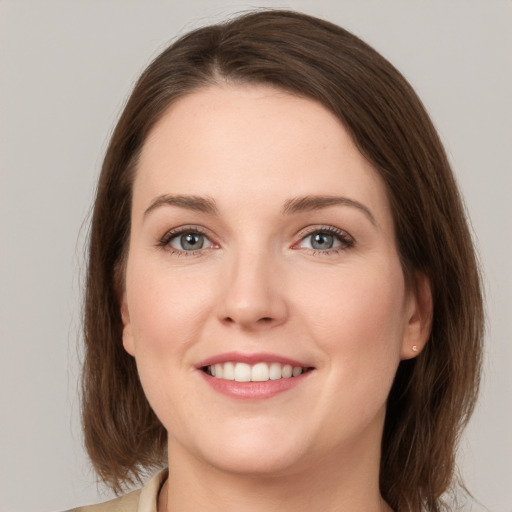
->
xmin=75 ymin=9 xmax=483 ymax=512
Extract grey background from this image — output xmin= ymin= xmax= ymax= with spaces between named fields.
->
xmin=0 ymin=1 xmax=510 ymax=511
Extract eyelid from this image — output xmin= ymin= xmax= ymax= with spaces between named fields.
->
xmin=160 ymin=224 xmax=207 ymax=242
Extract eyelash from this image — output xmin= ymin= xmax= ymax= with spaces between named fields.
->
xmin=157 ymin=225 xmax=354 ymax=256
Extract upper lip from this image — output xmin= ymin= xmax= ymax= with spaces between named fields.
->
xmin=195 ymin=351 xmax=312 ymax=369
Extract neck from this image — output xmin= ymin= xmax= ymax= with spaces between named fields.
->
xmin=160 ymin=432 xmax=390 ymax=512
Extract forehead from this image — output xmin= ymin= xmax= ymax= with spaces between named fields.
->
xmin=134 ymin=84 xmax=391 ymax=223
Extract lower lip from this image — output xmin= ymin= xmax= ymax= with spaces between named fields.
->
xmin=199 ymin=370 xmax=313 ymax=400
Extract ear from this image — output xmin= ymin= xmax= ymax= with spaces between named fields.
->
xmin=401 ymin=272 xmax=433 ymax=360
xmin=120 ymin=294 xmax=135 ymax=356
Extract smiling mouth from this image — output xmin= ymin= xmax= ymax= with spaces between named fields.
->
xmin=202 ymin=361 xmax=313 ymax=382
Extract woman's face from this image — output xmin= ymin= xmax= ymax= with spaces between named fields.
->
xmin=121 ymin=84 xmax=427 ymax=477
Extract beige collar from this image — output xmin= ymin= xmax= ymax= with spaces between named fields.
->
xmin=138 ymin=469 xmax=168 ymax=512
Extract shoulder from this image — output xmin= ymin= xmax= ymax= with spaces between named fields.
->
xmin=64 ymin=468 xmax=167 ymax=512
xmin=66 ymin=487 xmax=141 ymax=512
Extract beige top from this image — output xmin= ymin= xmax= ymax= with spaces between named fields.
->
xmin=68 ymin=469 xmax=168 ymax=512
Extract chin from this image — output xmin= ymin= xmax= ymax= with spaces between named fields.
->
xmin=193 ymin=422 xmax=310 ymax=477
xmin=204 ymin=447 xmax=304 ymax=477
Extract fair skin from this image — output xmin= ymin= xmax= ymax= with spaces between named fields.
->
xmin=121 ymin=84 xmax=432 ymax=512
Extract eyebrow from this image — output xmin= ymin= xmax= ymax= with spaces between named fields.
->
xmin=143 ymin=193 xmax=376 ymax=226
xmin=144 ymin=194 xmax=219 ymax=218
xmin=282 ymin=195 xmax=377 ymax=226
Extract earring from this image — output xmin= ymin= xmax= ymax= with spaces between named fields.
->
xmin=412 ymin=345 xmax=418 ymax=352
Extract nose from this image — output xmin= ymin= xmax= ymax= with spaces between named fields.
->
xmin=217 ymin=247 xmax=288 ymax=330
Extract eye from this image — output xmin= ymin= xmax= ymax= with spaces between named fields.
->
xmin=171 ymin=232 xmax=211 ymax=251
xmin=296 ymin=227 xmax=353 ymax=253
xmin=160 ymin=228 xmax=214 ymax=253
xmin=304 ymin=232 xmax=339 ymax=250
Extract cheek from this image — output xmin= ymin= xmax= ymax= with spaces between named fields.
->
xmin=124 ymin=259 xmax=213 ymax=431
xmin=126 ymin=260 xmax=213 ymax=356
xmin=301 ymin=258 xmax=406 ymax=374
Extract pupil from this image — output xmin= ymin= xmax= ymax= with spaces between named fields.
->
xmin=312 ymin=233 xmax=333 ymax=250
xmin=181 ymin=233 xmax=203 ymax=250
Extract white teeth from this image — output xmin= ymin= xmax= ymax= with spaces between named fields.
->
xmin=251 ymin=362 xmax=269 ymax=382
xmin=206 ymin=361 xmax=308 ymax=382
xmin=282 ymin=364 xmax=293 ymax=378
xmin=223 ymin=361 xmax=235 ymax=380
xmin=292 ymin=366 xmax=303 ymax=377
xmin=269 ymin=362 xmax=282 ymax=380
xmin=214 ymin=363 xmax=223 ymax=379
xmin=234 ymin=362 xmax=251 ymax=382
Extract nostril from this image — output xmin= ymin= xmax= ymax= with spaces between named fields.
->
xmin=223 ymin=315 xmax=274 ymax=326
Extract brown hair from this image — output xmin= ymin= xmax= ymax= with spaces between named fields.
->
xmin=82 ymin=10 xmax=483 ymax=511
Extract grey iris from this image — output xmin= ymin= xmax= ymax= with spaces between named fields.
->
xmin=181 ymin=233 xmax=204 ymax=250
xmin=311 ymin=233 xmax=334 ymax=250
